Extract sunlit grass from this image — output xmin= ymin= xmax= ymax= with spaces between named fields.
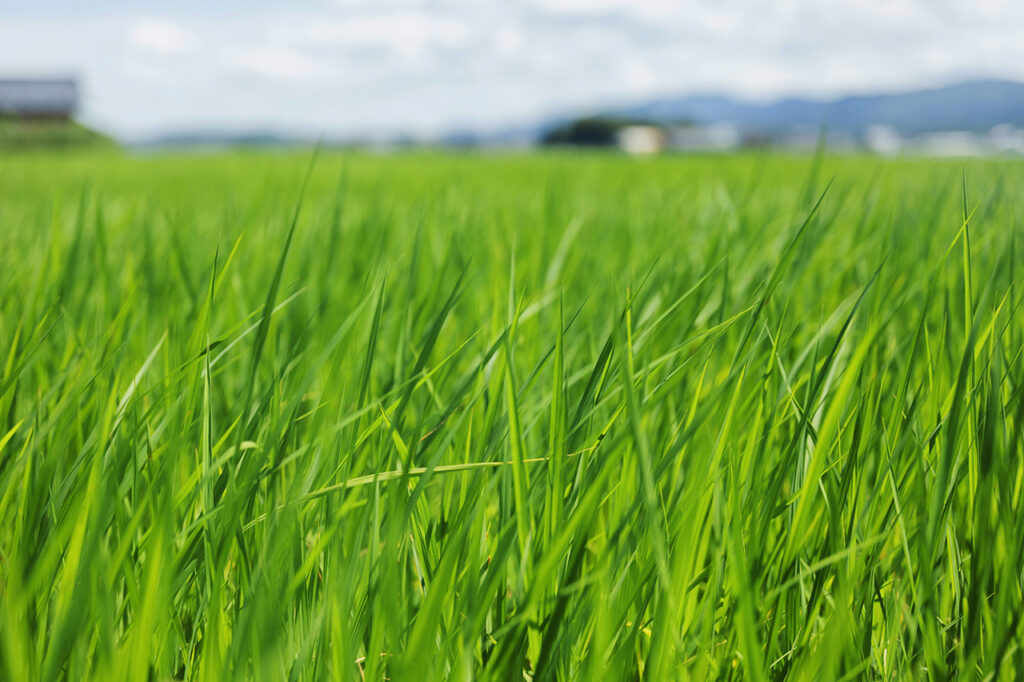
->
xmin=0 ymin=150 xmax=1022 ymax=680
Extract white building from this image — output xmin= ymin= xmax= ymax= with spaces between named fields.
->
xmin=987 ymin=124 xmax=1024 ymax=154
xmin=666 ymin=123 xmax=740 ymax=152
xmin=617 ymin=125 xmax=666 ymax=155
xmin=864 ymin=125 xmax=903 ymax=155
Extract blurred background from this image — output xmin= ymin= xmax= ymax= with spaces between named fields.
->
xmin=4 ymin=0 xmax=1024 ymax=155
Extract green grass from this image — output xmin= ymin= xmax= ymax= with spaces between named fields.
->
xmin=0 ymin=118 xmax=116 ymax=149
xmin=0 ymin=150 xmax=1022 ymax=680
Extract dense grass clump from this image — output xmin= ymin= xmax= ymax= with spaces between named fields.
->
xmin=0 ymin=151 xmax=1022 ymax=680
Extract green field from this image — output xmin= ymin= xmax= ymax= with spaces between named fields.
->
xmin=1 ymin=151 xmax=1022 ymax=680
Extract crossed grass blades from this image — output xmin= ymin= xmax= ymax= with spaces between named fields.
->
xmin=0 ymin=150 xmax=1022 ymax=680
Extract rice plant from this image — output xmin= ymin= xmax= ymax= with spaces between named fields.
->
xmin=0 ymin=150 xmax=1022 ymax=680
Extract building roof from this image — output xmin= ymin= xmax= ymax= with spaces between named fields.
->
xmin=0 ymin=78 xmax=79 ymax=116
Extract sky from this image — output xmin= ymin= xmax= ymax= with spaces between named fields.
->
xmin=4 ymin=0 xmax=1024 ymax=140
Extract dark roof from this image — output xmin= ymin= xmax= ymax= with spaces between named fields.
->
xmin=0 ymin=78 xmax=79 ymax=116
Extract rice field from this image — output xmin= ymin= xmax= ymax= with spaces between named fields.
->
xmin=0 ymin=150 xmax=1022 ymax=680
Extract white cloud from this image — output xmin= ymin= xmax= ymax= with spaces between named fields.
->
xmin=495 ymin=27 xmax=524 ymax=56
xmin=526 ymin=0 xmax=679 ymax=18
xmin=306 ymin=12 xmax=472 ymax=57
xmin=3 ymin=1 xmax=1024 ymax=139
xmin=129 ymin=19 xmax=195 ymax=55
xmin=225 ymin=46 xmax=327 ymax=80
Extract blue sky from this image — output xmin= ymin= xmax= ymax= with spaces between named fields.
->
xmin=4 ymin=0 xmax=1024 ymax=140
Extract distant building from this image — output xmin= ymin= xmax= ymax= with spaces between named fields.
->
xmin=914 ymin=131 xmax=987 ymax=157
xmin=617 ymin=125 xmax=666 ymax=155
xmin=987 ymin=124 xmax=1024 ymax=154
xmin=666 ymin=123 xmax=740 ymax=152
xmin=0 ymin=78 xmax=79 ymax=120
xmin=856 ymin=124 xmax=1024 ymax=157
xmin=864 ymin=125 xmax=903 ymax=156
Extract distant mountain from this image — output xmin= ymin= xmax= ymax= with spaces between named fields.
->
xmin=136 ymin=79 xmax=1024 ymax=149
xmin=614 ymin=79 xmax=1024 ymax=135
xmin=0 ymin=118 xmax=115 ymax=149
